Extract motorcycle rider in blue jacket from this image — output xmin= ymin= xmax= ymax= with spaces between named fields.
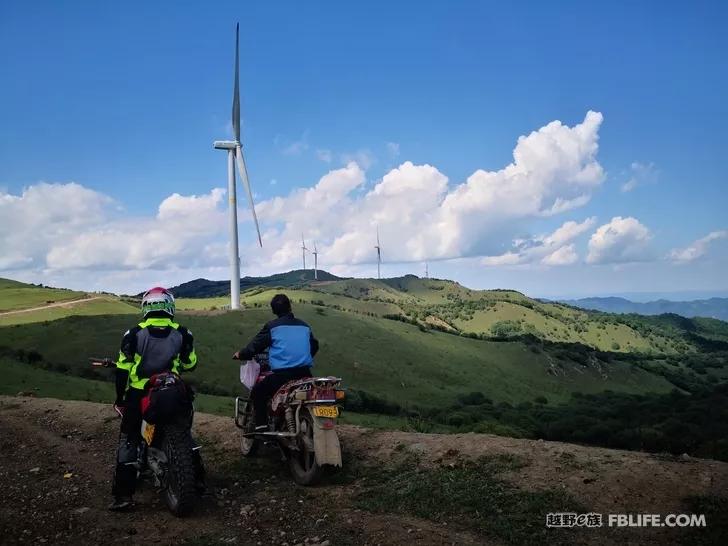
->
xmin=233 ymin=294 xmax=319 ymax=431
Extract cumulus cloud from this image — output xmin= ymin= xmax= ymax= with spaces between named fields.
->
xmin=250 ymin=111 xmax=606 ymax=269
xmin=1 ymin=111 xmax=611 ymax=291
xmin=0 ymin=183 xmax=227 ymax=273
xmin=481 ymin=217 xmax=595 ymax=267
xmin=621 ymin=161 xmax=658 ymax=192
xmin=669 ymin=230 xmax=728 ymax=263
xmin=0 ymin=183 xmax=112 ymax=270
xmin=586 ymin=216 xmax=652 ymax=264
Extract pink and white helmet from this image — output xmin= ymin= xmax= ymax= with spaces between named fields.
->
xmin=141 ymin=286 xmax=175 ymax=318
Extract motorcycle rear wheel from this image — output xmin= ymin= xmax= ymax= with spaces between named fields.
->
xmin=288 ymin=409 xmax=324 ymax=486
xmin=160 ymin=426 xmax=196 ymax=517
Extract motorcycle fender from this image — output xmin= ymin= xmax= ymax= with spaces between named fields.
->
xmin=311 ymin=417 xmax=342 ymax=467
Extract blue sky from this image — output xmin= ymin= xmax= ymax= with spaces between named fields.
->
xmin=1 ymin=1 xmax=726 ymax=297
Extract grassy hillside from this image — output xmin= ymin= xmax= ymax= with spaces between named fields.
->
xmin=2 ymin=270 xmax=727 ymax=460
xmin=0 ymin=297 xmax=137 ymax=326
xmin=0 ymin=304 xmax=680 ymax=410
xmin=171 ymin=274 xmax=724 ymax=356
xmin=167 ymin=269 xmax=343 ymax=298
xmin=0 ymin=278 xmax=86 ymax=312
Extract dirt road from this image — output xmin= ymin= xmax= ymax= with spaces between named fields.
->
xmin=1 ymin=396 xmax=725 ymax=545
xmin=0 ymin=296 xmax=102 ymax=316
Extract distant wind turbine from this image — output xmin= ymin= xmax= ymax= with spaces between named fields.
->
xmin=375 ymin=227 xmax=382 ymax=279
xmin=425 ymin=261 xmax=429 ymax=279
xmin=312 ymin=242 xmax=319 ymax=280
xmin=301 ymin=234 xmax=308 ymax=271
xmin=213 ymin=23 xmax=262 ymax=311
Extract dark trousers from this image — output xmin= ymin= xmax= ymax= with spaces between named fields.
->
xmin=112 ymin=387 xmax=145 ymax=497
xmin=251 ymin=367 xmax=312 ymax=427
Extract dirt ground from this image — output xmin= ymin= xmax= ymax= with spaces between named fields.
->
xmin=1 ymin=396 xmax=726 ymax=545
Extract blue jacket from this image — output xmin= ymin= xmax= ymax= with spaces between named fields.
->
xmin=238 ymin=313 xmax=319 ymax=371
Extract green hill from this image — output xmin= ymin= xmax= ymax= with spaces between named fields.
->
xmin=1 ymin=272 xmax=727 ymax=459
xmin=166 ymin=269 xmax=343 ymax=298
xmin=0 ymin=277 xmax=87 ymax=312
xmin=171 ymin=272 xmax=725 ymax=356
xmin=0 ymin=277 xmax=137 ymax=326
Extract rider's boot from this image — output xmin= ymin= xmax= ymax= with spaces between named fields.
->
xmin=108 ymin=496 xmax=134 ymax=511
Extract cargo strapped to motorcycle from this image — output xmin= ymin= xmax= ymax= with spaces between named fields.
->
xmin=142 ymin=372 xmax=192 ymax=424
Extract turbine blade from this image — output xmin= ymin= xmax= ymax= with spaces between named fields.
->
xmin=232 ymin=23 xmax=240 ymax=143
xmin=235 ymin=145 xmax=262 ymax=247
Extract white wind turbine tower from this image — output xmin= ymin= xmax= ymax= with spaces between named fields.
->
xmin=214 ymin=23 xmax=262 ymax=310
xmin=312 ymin=242 xmax=319 ymax=280
xmin=301 ymin=234 xmax=308 ymax=271
xmin=425 ymin=261 xmax=429 ymax=279
xmin=374 ymin=227 xmax=382 ymax=279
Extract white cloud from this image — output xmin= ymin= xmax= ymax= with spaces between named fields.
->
xmin=249 ymin=111 xmax=606 ymax=271
xmin=340 ymin=149 xmax=375 ymax=169
xmin=386 ymin=142 xmax=400 ymax=158
xmin=542 ymin=244 xmax=578 ymax=266
xmin=621 ymin=161 xmax=658 ymax=192
xmin=0 ymin=183 xmax=228 ymax=274
xmin=669 ymin=230 xmax=728 ymax=263
xmin=316 ymin=149 xmax=333 ymax=163
xmin=586 ymin=216 xmax=652 ymax=264
xmin=279 ymin=131 xmax=310 ymax=156
xmin=1 ymin=111 xmax=611 ymax=291
xmin=0 ymin=182 xmax=112 ymax=270
xmin=481 ymin=217 xmax=595 ymax=267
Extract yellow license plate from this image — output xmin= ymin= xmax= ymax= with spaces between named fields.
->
xmin=312 ymin=406 xmax=339 ymax=418
xmin=142 ymin=422 xmax=155 ymax=444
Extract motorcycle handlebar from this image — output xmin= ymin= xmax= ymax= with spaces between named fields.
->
xmin=89 ymin=357 xmax=115 ymax=368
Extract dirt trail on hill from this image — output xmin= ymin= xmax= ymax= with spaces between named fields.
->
xmin=0 ymin=296 xmax=102 ymax=316
xmin=1 ymin=396 xmax=726 ymax=546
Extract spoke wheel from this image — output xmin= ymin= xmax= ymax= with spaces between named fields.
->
xmin=288 ymin=409 xmax=323 ymax=485
xmin=239 ymin=400 xmax=259 ymax=457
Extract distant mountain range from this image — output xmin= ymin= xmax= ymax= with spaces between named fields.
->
xmin=562 ymin=296 xmax=728 ymax=321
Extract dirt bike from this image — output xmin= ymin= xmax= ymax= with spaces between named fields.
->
xmin=234 ymin=352 xmax=345 ymax=485
xmin=90 ymin=357 xmax=202 ymax=516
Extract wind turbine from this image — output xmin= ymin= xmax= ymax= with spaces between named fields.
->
xmin=374 ymin=227 xmax=382 ymax=279
xmin=301 ymin=234 xmax=308 ymax=271
xmin=214 ymin=23 xmax=262 ymax=311
xmin=312 ymin=242 xmax=319 ymax=280
xmin=425 ymin=261 xmax=429 ymax=279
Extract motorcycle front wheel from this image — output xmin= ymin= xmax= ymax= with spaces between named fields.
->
xmin=288 ymin=409 xmax=324 ymax=486
xmin=160 ymin=425 xmax=196 ymax=517
xmin=239 ymin=400 xmax=260 ymax=457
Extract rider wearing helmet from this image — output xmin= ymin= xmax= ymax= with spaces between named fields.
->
xmin=233 ymin=293 xmax=319 ymax=431
xmin=109 ymin=287 xmax=200 ymax=511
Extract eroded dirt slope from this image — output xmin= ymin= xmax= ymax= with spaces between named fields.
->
xmin=1 ymin=396 xmax=726 ymax=545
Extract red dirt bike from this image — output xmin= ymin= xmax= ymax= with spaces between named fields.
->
xmin=90 ymin=358 xmax=202 ymax=516
xmin=234 ymin=352 xmax=345 ymax=485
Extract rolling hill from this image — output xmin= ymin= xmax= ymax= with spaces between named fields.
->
xmin=165 ymin=269 xmax=343 ymax=298
xmin=169 ymin=272 xmax=728 ymax=355
xmin=2 ymin=273 xmax=727 ymax=461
